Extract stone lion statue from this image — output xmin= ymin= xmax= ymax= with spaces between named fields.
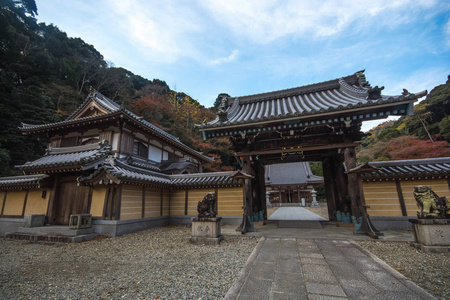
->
xmin=413 ymin=185 xmax=450 ymax=219
xmin=197 ymin=192 xmax=217 ymax=218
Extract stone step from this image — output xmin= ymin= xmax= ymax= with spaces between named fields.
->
xmin=5 ymin=232 xmax=98 ymax=243
xmin=14 ymin=226 xmax=94 ymax=236
xmin=278 ymin=220 xmax=323 ymax=229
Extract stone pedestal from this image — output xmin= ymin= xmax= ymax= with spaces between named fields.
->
xmin=409 ymin=219 xmax=450 ymax=253
xmin=189 ymin=217 xmax=223 ymax=245
xmin=23 ymin=214 xmax=45 ymax=228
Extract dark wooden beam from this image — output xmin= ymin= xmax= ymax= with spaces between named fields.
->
xmin=21 ymin=191 xmax=29 ymax=217
xmin=236 ymin=142 xmax=360 ymax=156
xmin=142 ymin=186 xmax=146 ymax=218
xmin=46 ymin=177 xmax=59 ymax=224
xmin=160 ymin=188 xmax=163 ymax=217
xmin=322 ymin=157 xmax=337 ymax=221
xmin=395 ymin=179 xmax=408 ymax=216
xmin=344 ymin=147 xmax=381 ymax=238
xmin=0 ymin=191 xmax=7 ymax=216
xmin=184 ymin=189 xmax=188 ymax=216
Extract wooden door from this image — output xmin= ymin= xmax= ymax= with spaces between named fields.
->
xmin=54 ymin=179 xmax=90 ymax=225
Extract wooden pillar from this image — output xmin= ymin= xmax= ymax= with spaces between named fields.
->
xmin=237 ymin=155 xmax=254 ymax=233
xmin=322 ymin=157 xmax=337 ymax=221
xmin=253 ymin=160 xmax=267 ymax=220
xmin=333 ymin=154 xmax=350 ymax=213
xmin=344 ymin=147 xmax=381 ymax=238
xmin=46 ymin=176 xmax=59 ymax=224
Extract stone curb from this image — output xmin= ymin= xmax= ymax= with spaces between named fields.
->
xmin=350 ymin=241 xmax=437 ymax=300
xmin=224 ymin=237 xmax=266 ymax=300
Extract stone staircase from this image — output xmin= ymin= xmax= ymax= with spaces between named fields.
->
xmin=278 ymin=220 xmax=324 ymax=229
xmin=6 ymin=226 xmax=98 ymax=243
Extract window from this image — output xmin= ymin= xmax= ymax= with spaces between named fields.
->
xmin=162 ymin=150 xmax=169 ymax=161
xmin=133 ymin=141 xmax=148 ymax=158
xmin=148 ymin=145 xmax=162 ymax=162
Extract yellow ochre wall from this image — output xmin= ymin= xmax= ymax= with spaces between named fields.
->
xmin=362 ymin=179 xmax=450 ymax=217
xmin=113 ymin=186 xmax=245 ymax=219
xmin=218 ymin=187 xmax=244 ymax=216
xmin=400 ymin=179 xmax=450 ymax=217
xmin=363 ymin=182 xmax=402 ymax=217
xmin=162 ymin=189 xmax=170 ymax=216
xmin=90 ymin=186 xmax=106 ymax=217
xmin=120 ymin=185 xmax=143 ymax=220
xmin=2 ymin=191 xmax=27 ymax=216
xmin=170 ymin=189 xmax=186 ymax=216
xmin=24 ymin=189 xmax=49 ymax=215
xmin=144 ymin=187 xmax=161 ymax=218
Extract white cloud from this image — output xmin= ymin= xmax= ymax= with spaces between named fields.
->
xmin=445 ymin=18 xmax=450 ymax=48
xmin=208 ymin=49 xmax=240 ymax=65
xmin=200 ymin=0 xmax=438 ymax=43
xmin=106 ymin=0 xmax=202 ymax=63
xmin=376 ymin=68 xmax=449 ymax=96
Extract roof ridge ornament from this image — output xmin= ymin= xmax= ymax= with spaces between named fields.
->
xmin=355 ymin=69 xmax=370 ymax=88
xmin=367 ymin=86 xmax=384 ymax=100
xmin=217 ymin=94 xmax=229 ymax=122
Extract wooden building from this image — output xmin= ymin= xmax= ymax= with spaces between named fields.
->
xmin=357 ymin=157 xmax=450 ymax=229
xmin=0 ymin=71 xmax=431 ymax=237
xmin=199 ymin=70 xmax=426 ymax=236
xmin=0 ymin=91 xmax=246 ymax=236
xmin=265 ymin=162 xmax=323 ymax=204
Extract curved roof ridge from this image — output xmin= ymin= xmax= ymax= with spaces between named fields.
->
xmin=112 ymin=158 xmax=170 ymax=180
xmin=230 ymin=71 xmax=364 ymax=103
xmin=47 ymin=142 xmax=106 ymax=154
xmin=169 ymin=171 xmax=236 ymax=179
xmin=66 ymin=89 xmax=120 ymax=120
xmin=369 ymin=157 xmax=450 ymax=167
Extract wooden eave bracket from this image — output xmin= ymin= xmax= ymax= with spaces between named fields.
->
xmin=345 ymin=162 xmax=381 ymax=174
xmin=229 ymin=170 xmax=254 ymax=180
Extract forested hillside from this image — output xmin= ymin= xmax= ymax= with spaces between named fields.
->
xmin=1 ymin=1 xmax=449 ymax=177
xmin=0 ymin=0 xmax=237 ymax=176
xmin=357 ymin=76 xmax=450 ymax=161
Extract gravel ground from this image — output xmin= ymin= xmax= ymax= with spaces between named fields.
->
xmin=303 ymin=204 xmax=329 ymax=219
xmin=0 ymin=225 xmax=259 ymax=299
xmin=357 ymin=241 xmax=450 ymax=300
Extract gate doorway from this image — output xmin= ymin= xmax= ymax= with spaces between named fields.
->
xmin=199 ymin=71 xmax=425 ymax=237
xmin=53 ymin=177 xmax=90 ymax=225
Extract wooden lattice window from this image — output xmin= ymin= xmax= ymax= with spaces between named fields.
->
xmin=133 ymin=141 xmax=148 ymax=158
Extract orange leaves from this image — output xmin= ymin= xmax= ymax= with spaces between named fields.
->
xmin=386 ymin=136 xmax=450 ymax=160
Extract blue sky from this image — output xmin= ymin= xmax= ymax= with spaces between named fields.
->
xmin=35 ymin=0 xmax=450 ymax=131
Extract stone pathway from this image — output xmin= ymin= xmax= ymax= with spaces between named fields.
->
xmin=268 ymin=207 xmax=327 ymax=221
xmin=225 ymin=237 xmax=435 ymax=300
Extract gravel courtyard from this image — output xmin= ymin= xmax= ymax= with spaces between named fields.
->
xmin=1 ymin=224 xmax=449 ymax=299
xmin=0 ymin=226 xmax=258 ymax=299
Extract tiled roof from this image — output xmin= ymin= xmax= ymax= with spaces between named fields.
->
xmin=360 ymin=157 xmax=450 ymax=180
xmin=17 ymin=143 xmax=111 ymax=173
xmin=20 ymin=91 xmax=212 ymax=163
xmin=78 ymin=157 xmax=245 ymax=188
xmin=265 ymin=162 xmax=323 ymax=186
xmin=0 ymin=174 xmax=49 ymax=190
xmin=67 ymin=90 xmax=121 ymax=120
xmin=124 ymin=156 xmax=161 ymax=172
xmin=169 ymin=171 xmax=245 ymax=188
xmin=78 ymin=157 xmax=171 ymax=186
xmin=199 ymin=70 xmax=426 ymax=131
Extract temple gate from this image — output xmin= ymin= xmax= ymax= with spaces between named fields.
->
xmin=198 ymin=71 xmax=426 ymax=237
